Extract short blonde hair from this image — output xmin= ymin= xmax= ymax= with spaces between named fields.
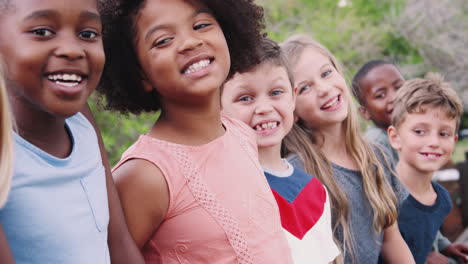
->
xmin=392 ymin=72 xmax=463 ymax=129
xmin=0 ymin=59 xmax=13 ymax=208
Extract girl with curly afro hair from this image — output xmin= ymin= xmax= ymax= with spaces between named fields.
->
xmin=99 ymin=0 xmax=293 ymax=263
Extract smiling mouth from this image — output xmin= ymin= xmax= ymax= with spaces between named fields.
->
xmin=46 ymin=73 xmax=85 ymax=87
xmin=321 ymin=95 xmax=340 ymax=110
xmin=182 ymin=59 xmax=213 ymax=75
xmin=421 ymin=153 xmax=442 ymax=158
xmin=253 ymin=121 xmax=279 ymax=131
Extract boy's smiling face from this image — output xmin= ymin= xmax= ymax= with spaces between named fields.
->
xmin=389 ymin=107 xmax=458 ymax=175
xmin=221 ymin=62 xmax=296 ymax=149
xmin=358 ymin=64 xmax=404 ymax=129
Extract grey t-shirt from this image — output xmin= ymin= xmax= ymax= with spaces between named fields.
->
xmin=365 ymin=125 xmax=399 ymax=164
xmin=288 ymin=149 xmax=407 ymax=264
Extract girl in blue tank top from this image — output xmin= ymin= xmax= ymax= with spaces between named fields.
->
xmin=0 ymin=0 xmax=143 ymax=263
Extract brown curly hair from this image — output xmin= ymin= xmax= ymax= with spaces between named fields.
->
xmin=98 ymin=0 xmax=265 ymax=114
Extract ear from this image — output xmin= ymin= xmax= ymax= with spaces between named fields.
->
xmin=138 ymin=70 xmax=154 ymax=93
xmin=454 ymin=134 xmax=459 ymax=144
xmin=294 ymin=114 xmax=299 ymax=123
xmin=387 ymin=125 xmax=402 ymax=151
xmin=142 ymin=78 xmax=154 ymax=93
xmin=358 ymin=105 xmax=372 ymax=121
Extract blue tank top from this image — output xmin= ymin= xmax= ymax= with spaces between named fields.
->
xmin=0 ymin=113 xmax=110 ymax=264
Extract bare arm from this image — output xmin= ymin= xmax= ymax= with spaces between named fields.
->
xmin=113 ymin=159 xmax=169 ymax=249
xmin=0 ymin=223 xmax=14 ymax=264
xmin=380 ymin=222 xmax=415 ymax=264
xmin=81 ymin=104 xmax=145 ymax=264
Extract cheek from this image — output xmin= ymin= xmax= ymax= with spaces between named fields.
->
xmin=295 ymin=96 xmax=316 ymax=117
xmin=91 ymin=44 xmax=105 ymax=71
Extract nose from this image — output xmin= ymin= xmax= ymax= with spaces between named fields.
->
xmin=315 ymin=81 xmax=330 ymax=98
xmin=428 ymin=132 xmax=441 ymax=148
xmin=178 ymin=31 xmax=203 ymax=53
xmin=387 ymin=89 xmax=396 ymax=109
xmin=254 ymin=97 xmax=274 ymax=115
xmin=54 ymin=34 xmax=85 ymax=60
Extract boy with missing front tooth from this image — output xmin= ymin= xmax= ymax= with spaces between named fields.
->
xmin=387 ymin=73 xmax=463 ymax=264
xmin=221 ymin=38 xmax=339 ymax=264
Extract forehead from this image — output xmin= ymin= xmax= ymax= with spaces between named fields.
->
xmin=361 ymin=64 xmax=402 ymax=88
xmin=294 ymin=48 xmax=329 ymax=72
xmin=403 ymin=107 xmax=457 ymax=128
xmin=225 ymin=63 xmax=290 ymax=92
xmin=136 ymin=0 xmax=206 ymax=25
xmin=0 ymin=0 xmax=98 ymax=20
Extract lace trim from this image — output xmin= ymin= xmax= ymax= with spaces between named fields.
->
xmin=165 ymin=121 xmax=254 ymax=264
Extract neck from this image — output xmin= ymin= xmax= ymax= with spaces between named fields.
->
xmin=318 ymin=122 xmax=357 ymax=170
xmin=320 ymin=122 xmax=345 ymax=156
xmin=11 ymin=97 xmax=71 ymax=158
xmin=258 ymin=144 xmax=287 ymax=172
xmin=151 ymin=91 xmax=225 ymax=146
xmin=396 ymin=160 xmax=434 ymax=196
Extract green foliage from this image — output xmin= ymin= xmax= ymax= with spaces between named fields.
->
xmin=262 ymin=0 xmax=420 ymax=80
xmin=89 ymin=96 xmax=159 ymax=166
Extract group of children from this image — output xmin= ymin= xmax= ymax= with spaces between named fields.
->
xmin=0 ymin=0 xmax=466 ymax=263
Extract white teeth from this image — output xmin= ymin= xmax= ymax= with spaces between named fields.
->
xmin=254 ymin=122 xmax=278 ymax=131
xmin=323 ymin=96 xmax=339 ymax=109
xmin=47 ymin=73 xmax=82 ymax=83
xmin=55 ymin=81 xmax=79 ymax=87
xmin=183 ymin=59 xmax=211 ymax=74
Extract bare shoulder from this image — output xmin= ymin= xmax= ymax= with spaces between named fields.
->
xmin=113 ymin=159 xmax=169 ymax=248
xmin=114 ymin=158 xmax=169 ymax=209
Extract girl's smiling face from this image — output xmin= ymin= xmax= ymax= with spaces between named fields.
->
xmin=133 ymin=0 xmax=230 ymax=106
xmin=293 ymin=47 xmax=349 ymax=129
xmin=0 ymin=0 xmax=104 ymax=118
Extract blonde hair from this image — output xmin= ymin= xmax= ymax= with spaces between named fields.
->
xmin=0 ymin=59 xmax=13 ymax=208
xmin=281 ymin=34 xmax=398 ymax=263
xmin=392 ymin=72 xmax=463 ymax=129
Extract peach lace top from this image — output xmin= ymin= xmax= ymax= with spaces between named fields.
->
xmin=114 ymin=117 xmax=292 ymax=264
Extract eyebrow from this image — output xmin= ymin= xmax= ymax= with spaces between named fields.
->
xmin=79 ymin=11 xmax=101 ymax=23
xmin=24 ymin=10 xmax=59 ymax=21
xmin=144 ymin=8 xmax=213 ymax=42
xmin=24 ymin=9 xmax=101 ymax=23
xmin=320 ymin=63 xmax=333 ymax=71
xmin=295 ymin=63 xmax=332 ymax=88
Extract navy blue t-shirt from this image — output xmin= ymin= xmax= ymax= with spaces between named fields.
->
xmin=398 ymin=181 xmax=452 ymax=264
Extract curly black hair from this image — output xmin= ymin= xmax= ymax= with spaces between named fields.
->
xmin=98 ymin=0 xmax=265 ymax=114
